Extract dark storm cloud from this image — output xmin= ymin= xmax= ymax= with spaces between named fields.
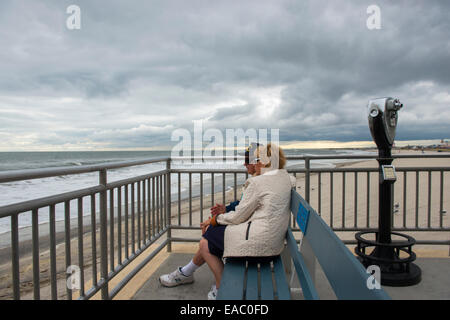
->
xmin=0 ymin=0 xmax=448 ymax=150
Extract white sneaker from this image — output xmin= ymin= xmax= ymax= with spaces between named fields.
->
xmin=207 ymin=285 xmax=218 ymax=300
xmin=159 ymin=267 xmax=194 ymax=287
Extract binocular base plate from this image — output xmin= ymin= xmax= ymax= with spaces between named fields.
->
xmin=377 ymin=263 xmax=422 ymax=287
xmin=355 ymin=230 xmax=422 ymax=287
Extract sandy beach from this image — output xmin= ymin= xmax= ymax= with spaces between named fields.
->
xmin=0 ymin=149 xmax=448 ymax=300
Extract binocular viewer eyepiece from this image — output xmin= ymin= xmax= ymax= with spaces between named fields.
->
xmin=387 ymin=98 xmax=403 ymax=112
xmin=368 ymin=97 xmax=403 ymax=149
xmin=368 ymin=97 xmax=403 ymax=118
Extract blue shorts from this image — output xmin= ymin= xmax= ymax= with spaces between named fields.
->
xmin=202 ymin=225 xmax=227 ymax=258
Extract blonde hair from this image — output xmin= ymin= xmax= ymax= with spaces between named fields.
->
xmin=255 ymin=143 xmax=286 ymax=169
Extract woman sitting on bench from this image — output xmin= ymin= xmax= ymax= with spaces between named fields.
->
xmin=160 ymin=143 xmax=295 ymax=300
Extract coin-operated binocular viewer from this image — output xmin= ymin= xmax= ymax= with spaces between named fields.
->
xmin=355 ymin=98 xmax=421 ymax=286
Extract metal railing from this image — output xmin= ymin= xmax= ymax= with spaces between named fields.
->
xmin=288 ymin=155 xmax=450 ymax=241
xmin=170 ymin=154 xmax=450 ymax=246
xmin=0 ymin=153 xmax=449 ymax=300
xmin=0 ymin=157 xmax=171 ymax=300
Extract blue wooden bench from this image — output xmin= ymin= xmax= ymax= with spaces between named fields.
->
xmin=217 ymin=189 xmax=391 ymax=300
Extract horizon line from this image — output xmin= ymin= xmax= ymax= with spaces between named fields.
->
xmin=0 ymin=139 xmax=448 ymax=152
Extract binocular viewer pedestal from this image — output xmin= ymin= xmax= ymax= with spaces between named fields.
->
xmin=355 ymin=154 xmax=422 ymax=287
xmin=355 ymin=97 xmax=421 ymax=286
xmin=354 ymin=154 xmax=422 ymax=286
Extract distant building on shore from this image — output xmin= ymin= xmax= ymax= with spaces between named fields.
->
xmin=400 ymin=139 xmax=449 ymax=152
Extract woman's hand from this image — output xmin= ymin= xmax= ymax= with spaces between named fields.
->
xmin=200 ymin=218 xmax=211 ymax=235
xmin=210 ymin=203 xmax=226 ymax=216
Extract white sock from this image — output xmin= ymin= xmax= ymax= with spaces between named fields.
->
xmin=181 ymin=260 xmax=200 ymax=276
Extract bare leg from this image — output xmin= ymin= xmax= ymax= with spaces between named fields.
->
xmin=181 ymin=238 xmax=206 ymax=272
xmin=199 ymin=238 xmax=224 ymax=288
xmin=192 ymin=247 xmax=206 ymax=266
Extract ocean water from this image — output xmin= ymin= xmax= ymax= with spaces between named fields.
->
xmin=0 ymin=149 xmax=373 ymax=234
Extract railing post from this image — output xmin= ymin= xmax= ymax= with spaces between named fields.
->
xmin=305 ymin=157 xmax=311 ymax=203
xmin=11 ymin=214 xmax=20 ymax=300
xmin=99 ymin=169 xmax=109 ymax=300
xmin=166 ymin=159 xmax=172 ymax=253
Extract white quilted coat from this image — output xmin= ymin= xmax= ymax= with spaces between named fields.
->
xmin=216 ymin=169 xmax=296 ymax=258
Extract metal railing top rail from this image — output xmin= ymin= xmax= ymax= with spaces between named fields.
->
xmin=0 ymin=156 xmax=170 ymax=183
xmin=171 ymin=169 xmax=249 ymax=174
xmin=0 ymin=153 xmax=447 ymax=185
xmin=1 ymin=153 xmax=448 ymax=184
xmin=287 ymin=166 xmax=450 ymax=173
xmin=0 ymin=185 xmax=104 ymax=219
xmin=284 ymin=154 xmax=450 ymax=160
xmin=171 ymin=156 xmax=245 ymax=161
xmin=171 ymin=166 xmax=450 ymax=174
xmin=0 ymin=169 xmax=170 ymax=219
xmin=171 ymin=154 xmax=450 ymax=161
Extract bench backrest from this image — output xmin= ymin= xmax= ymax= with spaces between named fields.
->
xmin=289 ymin=189 xmax=391 ymax=300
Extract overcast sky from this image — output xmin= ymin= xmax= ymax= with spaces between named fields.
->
xmin=0 ymin=0 xmax=449 ymax=151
